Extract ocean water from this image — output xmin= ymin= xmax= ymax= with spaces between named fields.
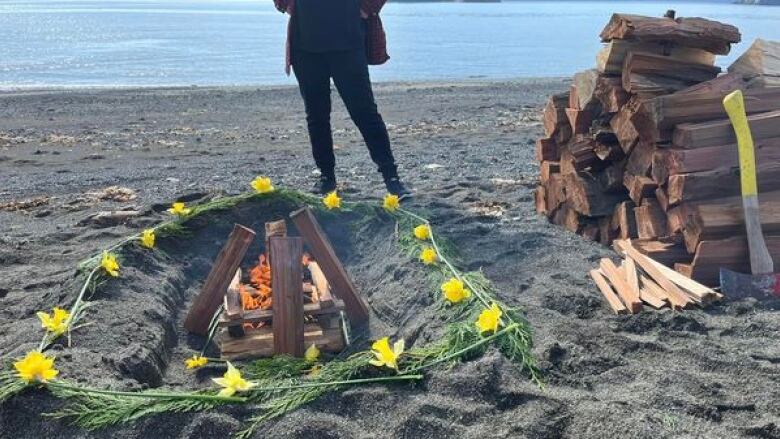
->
xmin=1 ymin=0 xmax=779 ymax=88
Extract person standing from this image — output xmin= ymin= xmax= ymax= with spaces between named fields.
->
xmin=274 ymin=0 xmax=411 ymax=198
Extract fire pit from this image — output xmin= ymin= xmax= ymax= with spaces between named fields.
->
xmin=182 ymin=207 xmax=370 ymax=360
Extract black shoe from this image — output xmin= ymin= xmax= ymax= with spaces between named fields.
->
xmin=315 ymin=175 xmax=337 ymax=195
xmin=385 ymin=177 xmax=412 ymax=200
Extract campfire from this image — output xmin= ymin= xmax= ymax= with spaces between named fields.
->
xmin=182 ymin=207 xmax=370 ymax=360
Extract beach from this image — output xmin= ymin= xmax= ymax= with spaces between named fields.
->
xmin=1 ymin=80 xmax=779 ymax=438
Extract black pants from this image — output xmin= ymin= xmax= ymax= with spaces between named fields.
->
xmin=292 ymin=48 xmax=397 ymax=180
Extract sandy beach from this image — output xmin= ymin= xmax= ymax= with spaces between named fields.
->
xmin=1 ymin=79 xmax=779 ymax=438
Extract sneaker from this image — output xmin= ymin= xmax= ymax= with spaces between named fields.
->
xmin=385 ymin=177 xmax=413 ymax=200
xmin=315 ymin=175 xmax=337 ymax=195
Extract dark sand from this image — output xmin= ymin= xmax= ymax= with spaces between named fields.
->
xmin=1 ymin=80 xmax=779 ymax=438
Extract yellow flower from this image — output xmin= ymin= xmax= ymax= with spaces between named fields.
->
xmin=167 ymin=202 xmax=191 ymax=216
xmin=420 ymin=247 xmax=438 ymax=265
xmin=322 ymin=191 xmax=341 ymax=210
xmin=441 ymin=278 xmax=470 ymax=304
xmin=101 ymin=252 xmax=120 ymax=277
xmin=212 ymin=362 xmax=256 ymax=397
xmin=14 ymin=351 xmax=58 ymax=383
xmin=476 ymin=303 xmax=503 ymax=335
xmin=140 ymin=229 xmax=155 ymax=249
xmin=383 ymin=194 xmax=400 ymax=211
xmin=369 ymin=337 xmax=404 ymax=371
xmin=413 ymin=224 xmax=430 ymax=241
xmin=37 ymin=307 xmax=70 ymax=336
xmin=304 ymin=343 xmax=321 ymax=363
xmin=184 ymin=355 xmax=209 ymax=369
xmin=251 ymin=176 xmax=274 ymax=194
xmin=307 ymin=364 xmax=322 ymax=378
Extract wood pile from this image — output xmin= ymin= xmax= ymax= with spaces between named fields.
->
xmin=535 ymin=11 xmax=780 ymax=287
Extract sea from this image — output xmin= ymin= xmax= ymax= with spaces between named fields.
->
xmin=1 ymin=0 xmax=779 ymax=88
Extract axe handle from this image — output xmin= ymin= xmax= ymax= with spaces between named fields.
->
xmin=723 ymin=90 xmax=774 ymax=274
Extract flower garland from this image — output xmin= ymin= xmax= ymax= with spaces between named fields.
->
xmin=0 ymin=176 xmax=540 ymax=438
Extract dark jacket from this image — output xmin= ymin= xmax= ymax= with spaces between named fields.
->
xmin=274 ymin=0 xmax=389 ymax=75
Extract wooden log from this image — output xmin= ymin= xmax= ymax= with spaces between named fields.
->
xmin=291 ymin=207 xmax=370 ymax=324
xmin=684 ymin=236 xmax=780 ymax=286
xmin=625 ymin=140 xmax=655 ymax=178
xmin=565 ymin=172 xmax=627 ymax=217
xmin=635 ymin=198 xmax=668 ymax=240
xmin=219 ymin=322 xmax=344 ymax=361
xmin=590 ymin=269 xmax=629 ymax=314
xmin=614 ymin=240 xmax=691 ymax=309
xmin=596 ymin=39 xmax=716 ymax=75
xmin=224 ymin=269 xmax=243 ymax=321
xmin=540 ymin=161 xmax=560 ymax=184
xmin=270 ymin=237 xmax=305 ymax=357
xmin=568 ymin=85 xmax=580 ymax=110
xmin=614 ymin=237 xmax=692 ymax=267
xmin=265 ymin=219 xmax=287 ymax=244
xmin=666 ymin=204 xmax=690 ymax=235
xmin=639 ymin=87 xmax=780 ymax=142
xmin=728 ymin=38 xmax=780 ymax=85
xmin=308 ymin=261 xmax=334 ymax=308
xmin=599 ymin=258 xmax=642 ymax=313
xmin=673 ymin=110 xmax=780 ymax=149
xmin=184 ymin=224 xmax=256 ymax=335
xmin=573 ymin=69 xmax=602 ymax=111
xmin=675 ymin=72 xmax=746 ymax=96
xmin=610 ymin=99 xmax=642 ymax=154
xmin=625 ymin=174 xmax=658 ymax=205
xmin=565 ymin=108 xmax=594 ymax=135
xmin=593 ymin=75 xmax=629 ymax=112
xmin=655 ymin=187 xmax=670 ymax=212
xmin=681 ymin=191 xmax=780 ymax=252
xmin=611 ymin=201 xmax=638 ymax=240
xmin=599 ymin=13 xmax=741 ymax=55
xmin=601 ymin=161 xmax=627 ymax=194
xmin=655 ymin=137 xmax=780 ymax=183
xmin=667 ymin=163 xmax=780 ymax=206
xmin=543 ymin=92 xmax=571 ymax=138
xmin=622 ymin=51 xmax=721 ymax=97
xmin=535 ymin=138 xmax=560 ymax=162
xmin=544 ymin=173 xmax=566 ymax=214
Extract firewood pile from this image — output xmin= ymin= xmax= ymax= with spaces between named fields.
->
xmin=183 ymin=207 xmax=370 ymax=360
xmin=534 ymin=11 xmax=780 ymax=287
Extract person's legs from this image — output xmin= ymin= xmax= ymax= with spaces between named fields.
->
xmin=292 ymin=50 xmax=336 ymax=182
xmin=329 ymin=49 xmax=399 ymax=181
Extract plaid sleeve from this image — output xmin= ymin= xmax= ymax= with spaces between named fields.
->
xmin=360 ymin=0 xmax=387 ymax=15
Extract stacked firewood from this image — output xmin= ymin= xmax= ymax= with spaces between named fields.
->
xmin=535 ymin=12 xmax=780 ymax=286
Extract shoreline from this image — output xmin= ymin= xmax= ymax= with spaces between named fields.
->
xmin=0 ymin=76 xmax=570 ymax=95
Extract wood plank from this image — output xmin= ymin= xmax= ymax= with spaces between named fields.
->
xmin=308 ymin=261 xmax=334 ymax=308
xmin=682 ymin=191 xmax=780 ymax=251
xmin=610 ymin=98 xmax=641 ymax=154
xmin=590 ymin=269 xmax=629 ymax=314
xmin=639 ymin=274 xmax=672 ymax=307
xmin=599 ymin=258 xmax=642 ymax=313
xmin=614 ymin=240 xmax=691 ymax=309
xmin=673 ymin=110 xmax=780 ymax=149
xmin=291 ymin=206 xmax=370 ymax=324
xmin=624 ymin=256 xmax=641 ymax=302
xmin=270 ymin=236 xmax=305 ymax=357
xmin=626 ymin=174 xmax=658 ymax=205
xmin=622 ymin=51 xmax=721 ymax=97
xmin=219 ymin=322 xmax=345 ymax=361
xmin=218 ymin=299 xmax=345 ymax=327
xmin=540 ymin=160 xmax=560 ymax=184
xmin=184 ymin=224 xmax=256 ymax=335
xmin=656 ymin=137 xmax=780 ymax=181
xmin=565 ymin=172 xmax=627 ymax=217
xmin=612 ymin=201 xmax=638 ymax=240
xmin=593 ymin=75 xmax=629 ymax=112
xmin=543 ymin=92 xmax=571 ymax=139
xmin=635 ymin=198 xmax=668 ymax=240
xmin=573 ymin=69 xmax=602 ymax=111
xmin=535 ymin=137 xmax=560 ymax=162
xmin=642 ymin=254 xmax=723 ymax=302
xmin=599 ymin=13 xmax=741 ymax=55
xmin=613 ymin=237 xmax=692 ymax=267
xmin=596 ymin=39 xmax=716 ymax=75
xmin=684 ymin=235 xmax=780 ymax=286
xmin=224 ymin=269 xmax=243 ymax=320
xmin=544 ymin=173 xmax=566 ymax=214
xmin=667 ymin=163 xmax=780 ymax=206
xmin=655 ymin=187 xmax=670 ymax=211
xmin=565 ymin=108 xmax=594 ymax=135
xmin=639 ymin=87 xmax=780 ymax=142
xmin=728 ymin=38 xmax=780 ymax=84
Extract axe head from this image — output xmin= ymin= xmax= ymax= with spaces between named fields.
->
xmin=720 ymin=268 xmax=780 ymax=300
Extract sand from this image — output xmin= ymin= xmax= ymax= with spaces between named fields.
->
xmin=1 ymin=79 xmax=779 ymax=438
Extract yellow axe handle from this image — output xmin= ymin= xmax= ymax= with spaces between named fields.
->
xmin=723 ymin=90 xmax=758 ymax=197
